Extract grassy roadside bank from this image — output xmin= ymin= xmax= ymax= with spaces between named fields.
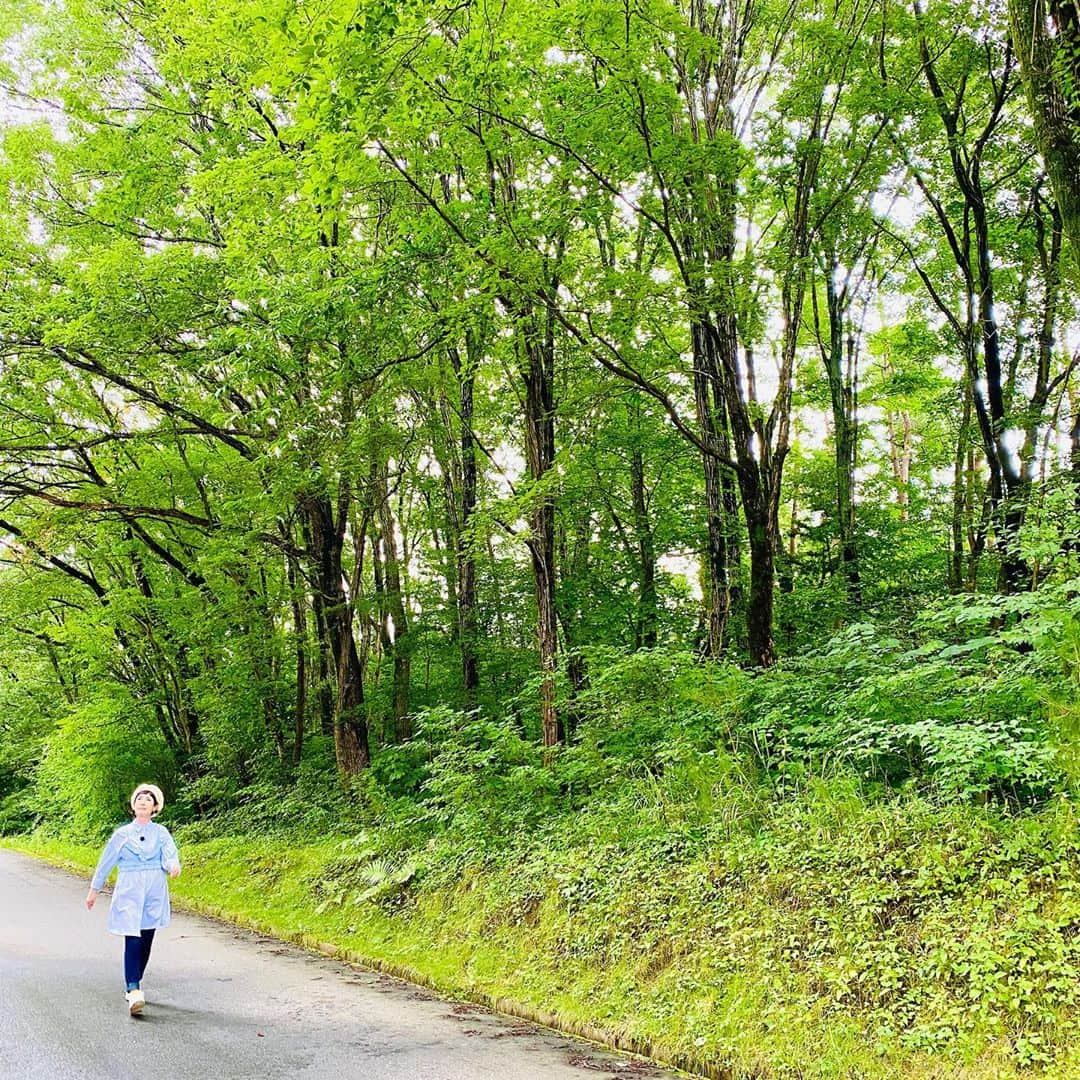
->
xmin=5 ymin=834 xmax=698 ymax=1074
xmin=8 ymin=788 xmax=1080 ymax=1079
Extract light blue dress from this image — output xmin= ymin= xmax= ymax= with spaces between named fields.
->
xmin=90 ymin=821 xmax=181 ymax=937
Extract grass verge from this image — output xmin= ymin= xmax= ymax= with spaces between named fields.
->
xmin=8 ymin=785 xmax=1080 ymax=1079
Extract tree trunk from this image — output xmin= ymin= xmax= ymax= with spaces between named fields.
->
xmin=824 ymin=269 xmax=861 ymax=604
xmin=451 ymin=338 xmax=480 ymax=704
xmin=629 ymin=432 xmax=658 ymax=649
xmin=915 ymin=22 xmax=1031 ymax=590
xmin=888 ymin=410 xmax=914 ymax=521
xmin=970 ymin=195 xmax=1031 ymax=593
xmin=1071 ymin=385 xmax=1080 ymax=522
xmin=1009 ymin=0 xmax=1080 ymax=274
xmin=966 ymin=446 xmax=990 ymax=591
xmin=123 ymin=540 xmax=201 ymax=753
xmin=950 ymin=385 xmax=971 ymax=592
xmin=744 ymin=483 xmax=778 ymax=669
xmin=692 ymin=320 xmax=736 ymax=657
xmin=287 ymin=553 xmax=307 ymax=767
xmin=303 ymin=492 xmax=370 ymax=776
xmin=520 ymin=299 xmax=562 ymax=748
xmin=375 ymin=464 xmax=411 ymax=742
xmin=301 ymin=514 xmax=336 ymax=737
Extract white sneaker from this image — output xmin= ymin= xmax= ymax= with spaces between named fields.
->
xmin=125 ymin=989 xmax=145 ymax=1015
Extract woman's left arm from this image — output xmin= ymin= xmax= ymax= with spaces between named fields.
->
xmin=159 ymin=825 xmax=181 ymax=878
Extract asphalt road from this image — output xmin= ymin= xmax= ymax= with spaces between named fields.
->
xmin=0 ymin=848 xmax=676 ymax=1080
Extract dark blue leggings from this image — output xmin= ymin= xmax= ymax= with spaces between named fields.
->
xmin=123 ymin=929 xmax=156 ymax=990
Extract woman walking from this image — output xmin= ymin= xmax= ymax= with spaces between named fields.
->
xmin=85 ymin=783 xmax=181 ymax=1015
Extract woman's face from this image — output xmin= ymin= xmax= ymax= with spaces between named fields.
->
xmin=132 ymin=791 xmax=157 ymax=816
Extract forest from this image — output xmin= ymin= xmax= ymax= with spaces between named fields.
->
xmin=2 ymin=0 xmax=1080 ymax=1074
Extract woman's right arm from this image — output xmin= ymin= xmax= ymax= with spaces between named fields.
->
xmin=86 ymin=828 xmax=124 ymax=908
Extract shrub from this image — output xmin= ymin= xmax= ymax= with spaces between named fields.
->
xmin=742 ymin=625 xmax=1062 ymax=802
xmin=34 ymin=690 xmax=177 ymax=839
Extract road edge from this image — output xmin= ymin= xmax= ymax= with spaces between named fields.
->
xmin=3 ymin=841 xmax=707 ymax=1079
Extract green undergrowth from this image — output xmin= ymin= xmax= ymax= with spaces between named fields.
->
xmin=10 ymin=784 xmax=1080 ymax=1079
xmin=10 ymin=637 xmax=1080 ymax=1077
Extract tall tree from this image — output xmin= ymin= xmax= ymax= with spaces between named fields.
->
xmin=1009 ymin=0 xmax=1080 ymax=271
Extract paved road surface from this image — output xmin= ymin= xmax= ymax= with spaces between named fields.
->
xmin=0 ymin=849 xmax=677 ymax=1080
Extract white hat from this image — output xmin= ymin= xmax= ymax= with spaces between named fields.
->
xmin=130 ymin=783 xmax=165 ymax=813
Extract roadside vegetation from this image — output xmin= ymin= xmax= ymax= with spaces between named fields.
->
xmin=11 ymin=629 xmax=1080 ymax=1077
xmin=3 ymin=0 xmax=1080 ymax=1075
